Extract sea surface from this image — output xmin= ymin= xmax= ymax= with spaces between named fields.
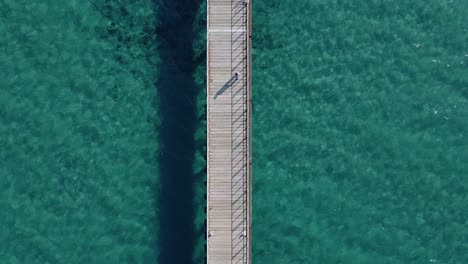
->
xmin=252 ymin=1 xmax=467 ymax=264
xmin=0 ymin=0 xmax=467 ymax=263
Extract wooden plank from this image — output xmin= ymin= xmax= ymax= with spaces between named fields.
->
xmin=207 ymin=0 xmax=251 ymax=263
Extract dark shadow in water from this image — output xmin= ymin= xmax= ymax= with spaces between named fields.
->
xmin=155 ymin=0 xmax=203 ymax=263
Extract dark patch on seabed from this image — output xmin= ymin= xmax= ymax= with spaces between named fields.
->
xmin=156 ymin=0 xmax=204 ymax=263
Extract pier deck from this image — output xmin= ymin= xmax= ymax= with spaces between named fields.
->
xmin=206 ymin=0 xmax=252 ymax=263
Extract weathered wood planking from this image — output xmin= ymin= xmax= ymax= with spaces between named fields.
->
xmin=207 ymin=0 xmax=252 ymax=263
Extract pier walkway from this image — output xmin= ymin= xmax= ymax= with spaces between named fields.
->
xmin=206 ymin=0 xmax=252 ymax=263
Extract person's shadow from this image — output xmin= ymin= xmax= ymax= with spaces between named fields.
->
xmin=214 ymin=73 xmax=238 ymax=99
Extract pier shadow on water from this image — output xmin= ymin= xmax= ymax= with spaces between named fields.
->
xmin=155 ymin=0 xmax=204 ymax=263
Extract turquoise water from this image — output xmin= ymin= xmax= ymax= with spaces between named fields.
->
xmin=0 ymin=0 xmax=467 ymax=263
xmin=1 ymin=0 xmax=161 ymax=262
xmin=252 ymin=1 xmax=467 ymax=263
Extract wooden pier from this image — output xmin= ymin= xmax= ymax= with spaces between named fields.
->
xmin=206 ymin=0 xmax=252 ymax=263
